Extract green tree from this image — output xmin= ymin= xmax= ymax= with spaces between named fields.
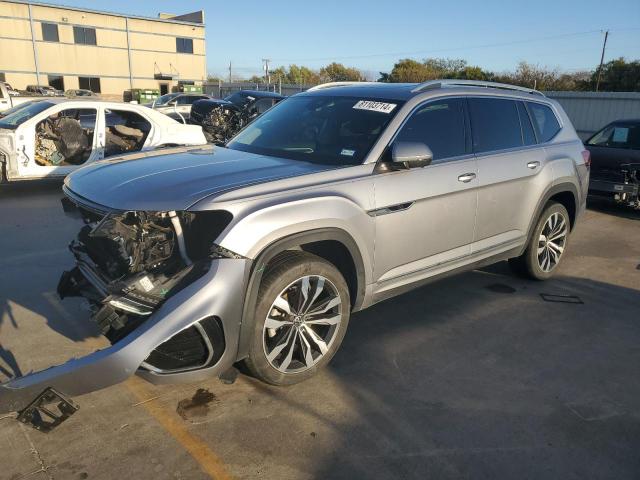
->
xmin=590 ymin=58 xmax=640 ymax=92
xmin=319 ymin=62 xmax=365 ymax=82
xmin=287 ymin=64 xmax=321 ymax=85
xmin=384 ymin=58 xmax=431 ymax=82
xmin=380 ymin=57 xmax=491 ymax=83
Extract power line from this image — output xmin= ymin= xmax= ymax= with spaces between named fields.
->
xmin=270 ymin=29 xmax=609 ymax=63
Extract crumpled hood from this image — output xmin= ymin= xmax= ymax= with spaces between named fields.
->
xmin=65 ymin=147 xmax=334 ymax=211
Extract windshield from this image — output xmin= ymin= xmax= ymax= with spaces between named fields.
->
xmin=155 ymin=93 xmax=180 ymax=105
xmin=224 ymin=92 xmax=253 ymax=107
xmin=588 ymin=124 xmax=640 ymax=150
xmin=227 ymin=95 xmax=403 ymax=165
xmin=0 ymin=101 xmax=34 ymax=118
xmin=0 ymin=101 xmax=52 ymax=129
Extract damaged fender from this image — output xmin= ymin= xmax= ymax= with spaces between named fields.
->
xmin=0 ymin=258 xmax=248 ymax=415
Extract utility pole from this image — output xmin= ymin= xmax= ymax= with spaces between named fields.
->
xmin=595 ymin=30 xmax=609 ymax=92
xmin=228 ymin=61 xmax=232 ymax=84
xmin=262 ymin=58 xmax=271 ymax=85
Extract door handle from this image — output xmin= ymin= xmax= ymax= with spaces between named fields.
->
xmin=527 ymin=161 xmax=540 ymax=169
xmin=458 ymin=173 xmax=476 ymax=183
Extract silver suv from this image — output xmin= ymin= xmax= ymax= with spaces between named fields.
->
xmin=0 ymin=81 xmax=590 ymax=424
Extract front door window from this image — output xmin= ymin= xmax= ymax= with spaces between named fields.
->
xmin=35 ymin=108 xmax=96 ymax=166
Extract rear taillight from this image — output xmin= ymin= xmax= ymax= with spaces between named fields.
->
xmin=581 ymin=150 xmax=591 ymax=168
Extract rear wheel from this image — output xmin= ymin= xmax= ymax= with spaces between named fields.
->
xmin=243 ymin=251 xmax=350 ymax=385
xmin=509 ymin=202 xmax=570 ymax=280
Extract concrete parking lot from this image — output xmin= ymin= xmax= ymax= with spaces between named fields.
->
xmin=1 ymin=184 xmax=639 ymax=480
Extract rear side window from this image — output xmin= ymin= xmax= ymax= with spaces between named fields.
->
xmin=527 ymin=102 xmax=561 ymax=143
xmin=468 ymin=98 xmax=522 ymax=153
xmin=517 ymin=102 xmax=537 ymax=146
xmin=104 ymin=109 xmax=152 ymax=156
xmin=394 ymin=98 xmax=468 ymax=161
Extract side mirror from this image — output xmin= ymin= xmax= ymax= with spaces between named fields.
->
xmin=391 ymin=141 xmax=433 ymax=168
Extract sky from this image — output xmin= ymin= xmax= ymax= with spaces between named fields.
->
xmin=41 ymin=0 xmax=640 ymax=79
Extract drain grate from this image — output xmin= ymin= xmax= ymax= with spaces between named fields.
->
xmin=540 ymin=293 xmax=583 ymax=304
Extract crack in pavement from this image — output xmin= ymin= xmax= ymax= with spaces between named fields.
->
xmin=19 ymin=423 xmax=53 ymax=480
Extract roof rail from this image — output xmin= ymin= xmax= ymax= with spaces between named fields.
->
xmin=411 ymin=79 xmax=545 ymax=97
xmin=306 ymin=81 xmax=379 ymax=91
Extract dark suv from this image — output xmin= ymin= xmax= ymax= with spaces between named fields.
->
xmin=190 ymin=90 xmax=285 ymax=143
xmin=586 ymin=119 xmax=640 ymax=209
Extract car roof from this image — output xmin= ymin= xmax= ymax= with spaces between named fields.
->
xmin=235 ymin=90 xmax=285 ymax=99
xmin=607 ymin=119 xmax=640 ymax=125
xmin=301 ymin=80 xmax=546 ymax=102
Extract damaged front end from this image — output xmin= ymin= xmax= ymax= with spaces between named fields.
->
xmin=0 ymin=192 xmax=249 ymax=430
xmin=590 ymin=163 xmax=640 ymax=209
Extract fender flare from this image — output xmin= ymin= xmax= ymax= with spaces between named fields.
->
xmin=235 ymin=227 xmax=366 ymax=361
xmin=520 ymin=182 xmax=579 ymax=256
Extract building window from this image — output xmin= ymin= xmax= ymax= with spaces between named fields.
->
xmin=41 ymin=22 xmax=59 ymax=42
xmin=0 ymin=73 xmax=5 ymax=82
xmin=73 ymin=26 xmax=97 ymax=45
xmin=48 ymin=75 xmax=64 ymax=91
xmin=176 ymin=37 xmax=193 ymax=54
xmin=78 ymin=76 xmax=101 ymax=93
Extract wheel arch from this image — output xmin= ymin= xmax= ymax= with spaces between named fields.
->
xmin=520 ymin=182 xmax=579 ymax=256
xmin=235 ymin=227 xmax=366 ymax=361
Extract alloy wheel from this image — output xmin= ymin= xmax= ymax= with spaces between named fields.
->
xmin=537 ymin=212 xmax=568 ymax=272
xmin=262 ymin=275 xmax=342 ymax=373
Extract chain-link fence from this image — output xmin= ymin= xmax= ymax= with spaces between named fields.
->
xmin=203 ymin=81 xmax=312 ymax=98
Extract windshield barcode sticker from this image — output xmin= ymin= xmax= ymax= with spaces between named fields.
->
xmin=353 ymin=100 xmax=397 ymax=114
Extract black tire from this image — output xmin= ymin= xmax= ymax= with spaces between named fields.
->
xmin=243 ymin=251 xmax=350 ymax=386
xmin=509 ymin=201 xmax=570 ymax=280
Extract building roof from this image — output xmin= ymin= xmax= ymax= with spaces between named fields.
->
xmin=4 ymin=0 xmax=205 ymax=26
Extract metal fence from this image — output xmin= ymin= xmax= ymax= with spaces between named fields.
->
xmin=203 ymin=81 xmax=310 ymax=98
xmin=545 ymin=91 xmax=640 ymax=140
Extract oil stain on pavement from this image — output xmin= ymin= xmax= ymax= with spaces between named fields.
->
xmin=176 ymin=388 xmax=219 ymax=422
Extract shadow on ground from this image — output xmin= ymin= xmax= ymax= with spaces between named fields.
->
xmin=243 ymin=265 xmax=640 ymax=479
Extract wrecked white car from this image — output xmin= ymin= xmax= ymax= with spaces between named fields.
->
xmin=0 ymin=99 xmax=206 ymax=182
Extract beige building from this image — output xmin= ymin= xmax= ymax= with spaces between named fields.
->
xmin=0 ymin=0 xmax=206 ymax=98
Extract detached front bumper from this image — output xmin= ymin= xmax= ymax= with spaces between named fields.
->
xmin=0 ymin=258 xmax=249 ymax=415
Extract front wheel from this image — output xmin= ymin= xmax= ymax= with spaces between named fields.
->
xmin=509 ymin=202 xmax=571 ymax=280
xmin=243 ymin=252 xmax=350 ymax=385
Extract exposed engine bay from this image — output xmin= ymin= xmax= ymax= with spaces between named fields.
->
xmin=615 ymin=163 xmax=640 ymax=209
xmin=58 ymin=203 xmax=234 ymax=352
xmin=591 ymin=163 xmax=640 ymax=209
xmin=201 ymin=103 xmax=258 ymax=145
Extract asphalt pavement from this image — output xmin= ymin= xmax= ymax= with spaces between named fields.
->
xmin=1 ymin=183 xmax=639 ymax=480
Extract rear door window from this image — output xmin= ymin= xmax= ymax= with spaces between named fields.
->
xmin=468 ymin=98 xmax=522 ymax=153
xmin=526 ymin=102 xmax=561 ymax=143
xmin=394 ymin=98 xmax=468 ymax=161
xmin=104 ymin=109 xmax=151 ymax=156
